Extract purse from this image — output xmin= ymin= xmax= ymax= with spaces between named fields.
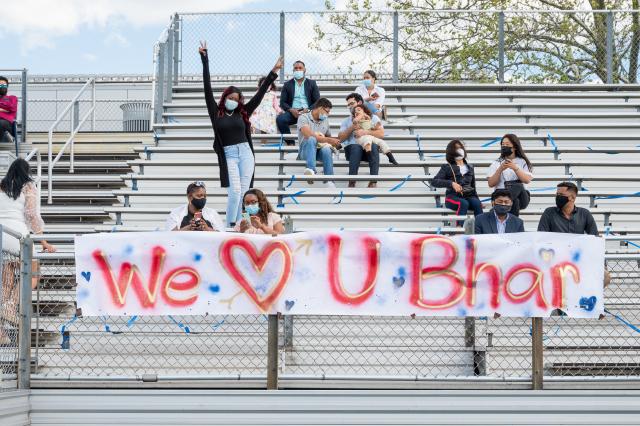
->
xmin=449 ymin=163 xmax=475 ymax=198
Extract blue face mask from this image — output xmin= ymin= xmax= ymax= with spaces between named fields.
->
xmin=318 ymin=114 xmax=328 ymax=121
xmin=362 ymin=79 xmax=373 ymax=87
xmin=245 ymin=204 xmax=260 ymax=216
xmin=225 ymin=99 xmax=238 ymax=111
xmin=293 ymin=70 xmax=305 ymax=80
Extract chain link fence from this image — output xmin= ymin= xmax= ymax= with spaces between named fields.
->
xmin=171 ymin=10 xmax=640 ymax=84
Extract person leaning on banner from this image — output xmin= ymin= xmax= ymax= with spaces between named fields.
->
xmin=474 ymin=189 xmax=524 ymax=234
xmin=165 ymin=181 xmax=224 ymax=232
xmin=234 ymin=188 xmax=284 ymax=235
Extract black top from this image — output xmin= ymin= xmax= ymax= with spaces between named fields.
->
xmin=180 ymin=213 xmax=212 ymax=229
xmin=200 ymin=50 xmax=278 ymax=188
xmin=431 ymin=162 xmax=478 ymax=198
xmin=279 ymin=78 xmax=320 ymax=111
xmin=537 ymin=206 xmax=599 ymax=236
xmin=216 ymin=112 xmax=247 ymax=147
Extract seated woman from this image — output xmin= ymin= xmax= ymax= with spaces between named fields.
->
xmin=355 ymin=70 xmax=385 ymax=118
xmin=432 ymin=140 xmax=483 ymax=221
xmin=487 ymin=133 xmax=533 ymax=216
xmin=234 ymin=189 xmax=285 ymax=235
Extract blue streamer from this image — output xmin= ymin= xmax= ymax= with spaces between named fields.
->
xmin=594 ymin=191 xmax=640 ymax=201
xmin=332 ymin=190 xmax=344 ymax=205
xmin=59 ymin=315 xmax=78 ymax=335
xmin=100 ymin=316 xmax=112 ymax=333
xmin=285 ymin=175 xmax=296 ymax=188
xmin=587 ymin=145 xmax=619 ymax=155
xmin=547 ymin=133 xmax=558 ymax=152
xmin=605 ymin=309 xmax=640 ymax=334
xmin=167 ymin=315 xmax=191 ymax=334
xmin=126 ymin=315 xmax=139 ymax=328
xmin=358 ymin=195 xmax=377 ymax=199
xmin=211 ymin=315 xmax=227 ymax=332
xmin=389 ymin=175 xmax=411 ymax=192
xmin=281 ymin=190 xmax=305 ymax=205
xmin=416 ymin=135 xmax=424 ymax=161
xmin=529 ymin=325 xmax=561 ymax=341
xmin=428 ymin=154 xmax=446 ymax=158
xmin=481 ymin=137 xmax=501 ymax=148
xmin=436 ymin=227 xmax=442 ymax=235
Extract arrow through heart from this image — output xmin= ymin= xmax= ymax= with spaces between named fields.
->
xmin=219 ymin=238 xmax=293 ymax=313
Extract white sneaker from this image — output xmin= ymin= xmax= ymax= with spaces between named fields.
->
xmin=304 ymin=168 xmax=315 ymax=184
xmin=325 ymin=181 xmax=336 ymax=189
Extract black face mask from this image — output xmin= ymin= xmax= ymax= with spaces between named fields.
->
xmin=0 ymin=88 xmax=7 ymax=97
xmin=494 ymin=204 xmax=511 ymax=216
xmin=191 ymin=197 xmax=207 ymax=210
xmin=555 ymin=194 xmax=570 ymax=209
xmin=501 ymin=146 xmax=513 ymax=157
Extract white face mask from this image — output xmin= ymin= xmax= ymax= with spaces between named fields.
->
xmin=455 ymin=148 xmax=465 ymax=160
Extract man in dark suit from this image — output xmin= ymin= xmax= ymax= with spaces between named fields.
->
xmin=475 ymin=189 xmax=525 ymax=234
xmin=277 ymin=60 xmax=320 ymax=141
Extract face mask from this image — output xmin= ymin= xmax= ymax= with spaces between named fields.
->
xmin=191 ymin=198 xmax=207 ymax=210
xmin=293 ymin=70 xmax=305 ymax=80
xmin=245 ymin=204 xmax=260 ymax=216
xmin=494 ymin=204 xmax=511 ymax=216
xmin=501 ymin=146 xmax=513 ymax=157
xmin=225 ymin=99 xmax=238 ymax=111
xmin=0 ymin=87 xmax=7 ymax=97
xmin=455 ymin=148 xmax=465 ymax=160
xmin=318 ymin=114 xmax=328 ymax=121
xmin=555 ymin=194 xmax=570 ymax=209
xmin=362 ymin=79 xmax=372 ymax=88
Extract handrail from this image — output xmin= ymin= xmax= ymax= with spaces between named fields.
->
xmin=47 ymin=78 xmax=96 ymax=204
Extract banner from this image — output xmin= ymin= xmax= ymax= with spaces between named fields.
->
xmin=75 ymin=231 xmax=605 ymax=318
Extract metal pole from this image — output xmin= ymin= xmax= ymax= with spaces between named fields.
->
xmin=498 ymin=12 xmax=505 ymax=84
xmin=392 ymin=11 xmax=399 ymax=83
xmin=156 ymin=43 xmax=166 ymax=124
xmin=91 ymin=79 xmax=96 ymax=131
xmin=266 ymin=314 xmax=279 ymax=389
xmin=21 ymin=69 xmax=27 ymax=146
xmin=166 ymin=26 xmax=175 ymax=101
xmin=17 ymin=237 xmax=33 ymax=389
xmin=531 ymin=317 xmax=544 ymax=390
xmin=173 ymin=14 xmax=180 ymax=84
xmin=71 ymin=100 xmax=79 ymax=174
xmin=606 ymin=11 xmax=614 ymax=84
xmin=279 ymin=12 xmax=285 ymax=84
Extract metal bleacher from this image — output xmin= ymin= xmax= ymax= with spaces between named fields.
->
xmin=27 ymin=82 xmax=640 ymax=384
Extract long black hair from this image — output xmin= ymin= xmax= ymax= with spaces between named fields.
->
xmin=0 ymin=158 xmax=32 ymax=200
xmin=445 ymin=139 xmax=466 ymax=164
xmin=500 ymin=133 xmax=533 ymax=171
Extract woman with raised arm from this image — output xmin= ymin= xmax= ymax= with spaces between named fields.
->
xmin=199 ymin=41 xmax=284 ymax=227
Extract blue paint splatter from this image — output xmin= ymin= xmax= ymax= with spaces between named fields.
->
xmin=392 ymin=276 xmax=405 ymax=288
xmin=193 ymin=253 xmax=202 ymax=262
xmin=397 ymin=267 xmax=406 ymax=277
xmin=457 ymin=307 xmax=467 ymax=316
xmin=255 ymin=283 xmax=268 ymax=295
xmin=77 ymin=288 xmax=90 ymax=301
xmin=211 ymin=316 xmax=227 ymax=331
xmin=124 ymin=245 xmax=134 ymax=256
xmin=208 ymin=284 xmax=220 ymax=293
xmin=81 ymin=271 xmax=91 ymax=282
xmin=579 ymin=296 xmax=597 ymax=312
xmin=572 ymin=250 xmax=581 ymax=262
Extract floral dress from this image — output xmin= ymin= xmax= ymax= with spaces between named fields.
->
xmin=250 ymin=91 xmax=281 ymax=134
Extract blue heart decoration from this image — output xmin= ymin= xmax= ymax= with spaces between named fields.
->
xmin=579 ymin=296 xmax=597 ymax=312
xmin=392 ymin=276 xmax=405 ymax=288
xmin=193 ymin=253 xmax=203 ymax=262
xmin=81 ymin=271 xmax=91 ymax=282
xmin=285 ymin=300 xmax=295 ymax=311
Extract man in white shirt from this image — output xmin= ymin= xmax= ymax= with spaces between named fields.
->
xmin=165 ymin=181 xmax=225 ymax=232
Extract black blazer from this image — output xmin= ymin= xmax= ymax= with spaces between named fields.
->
xmin=200 ymin=50 xmax=277 ymax=188
xmin=279 ymin=78 xmax=320 ymax=111
xmin=474 ymin=210 xmax=525 ymax=234
xmin=431 ymin=162 xmax=478 ymax=198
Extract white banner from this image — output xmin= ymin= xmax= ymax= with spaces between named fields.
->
xmin=75 ymin=231 xmax=605 ymax=318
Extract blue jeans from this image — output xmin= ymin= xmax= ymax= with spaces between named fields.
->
xmin=276 ymin=111 xmax=298 ymax=138
xmin=445 ymin=194 xmax=483 ymax=217
xmin=299 ymin=137 xmax=334 ymax=176
xmin=224 ymin=142 xmax=254 ymax=227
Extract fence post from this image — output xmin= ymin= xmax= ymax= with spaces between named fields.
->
xmin=17 ymin=237 xmax=33 ymax=389
xmin=392 ymin=11 xmax=399 ymax=83
xmin=279 ymin=12 xmax=285 ymax=84
xmin=498 ymin=11 xmax=505 ymax=84
xmin=605 ymin=11 xmax=614 ymax=84
xmin=531 ymin=317 xmax=544 ymax=389
xmin=463 ymin=217 xmax=486 ymax=375
xmin=20 ymin=69 xmax=27 ymax=146
xmin=166 ymin=28 xmax=175 ymax=102
xmin=266 ymin=314 xmax=279 ymax=389
xmin=156 ymin=42 xmax=166 ymax=125
xmin=173 ymin=14 xmax=180 ymax=84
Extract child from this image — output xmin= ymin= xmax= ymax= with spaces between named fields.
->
xmin=315 ymin=132 xmax=341 ymax=153
xmin=353 ymin=105 xmax=398 ymax=164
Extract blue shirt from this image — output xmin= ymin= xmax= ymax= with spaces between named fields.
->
xmin=339 ymin=115 xmax=382 ymax=147
xmin=494 ymin=211 xmax=508 ymax=234
xmin=292 ymin=79 xmax=308 ymax=109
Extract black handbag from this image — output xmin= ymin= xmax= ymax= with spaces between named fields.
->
xmin=449 ymin=164 xmax=475 ymax=198
xmin=505 ymin=179 xmax=531 ymax=209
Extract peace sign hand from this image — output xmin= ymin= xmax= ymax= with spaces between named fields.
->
xmin=198 ymin=40 xmax=208 ymax=56
xmin=272 ymin=56 xmax=284 ymax=73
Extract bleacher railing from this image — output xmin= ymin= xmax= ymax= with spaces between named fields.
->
xmin=8 ymin=232 xmax=639 ymax=390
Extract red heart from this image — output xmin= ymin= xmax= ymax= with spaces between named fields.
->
xmin=219 ymin=238 xmax=293 ymax=312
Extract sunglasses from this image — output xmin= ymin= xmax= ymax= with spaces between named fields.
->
xmin=192 ymin=181 xmax=206 ymax=188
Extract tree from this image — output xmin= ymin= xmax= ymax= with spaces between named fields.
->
xmin=312 ymin=0 xmax=640 ymax=83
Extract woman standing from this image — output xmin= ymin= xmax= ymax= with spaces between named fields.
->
xmin=355 ymin=70 xmax=385 ymax=118
xmin=199 ymin=41 xmax=284 ymax=226
xmin=487 ymin=133 xmax=534 ymax=216
xmin=0 ymin=159 xmax=56 ymax=344
xmin=432 ymin=140 xmax=483 ymax=220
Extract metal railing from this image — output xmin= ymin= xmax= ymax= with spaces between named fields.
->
xmin=151 ymin=14 xmax=180 ymax=126
xmin=46 ymin=78 xmax=96 ymax=204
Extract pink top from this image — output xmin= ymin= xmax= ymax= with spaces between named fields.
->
xmin=233 ymin=212 xmax=283 ymax=234
xmin=0 ymin=95 xmax=18 ymax=123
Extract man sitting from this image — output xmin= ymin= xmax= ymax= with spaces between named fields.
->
xmin=475 ymin=189 xmax=525 ymax=234
xmin=276 ymin=60 xmax=320 ymax=142
xmin=165 ymin=181 xmax=224 ymax=231
xmin=537 ymin=182 xmax=598 ymax=236
xmin=0 ymin=76 xmax=18 ymax=143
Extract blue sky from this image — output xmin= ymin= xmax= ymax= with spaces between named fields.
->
xmin=2 ymin=0 xmax=339 ymax=75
